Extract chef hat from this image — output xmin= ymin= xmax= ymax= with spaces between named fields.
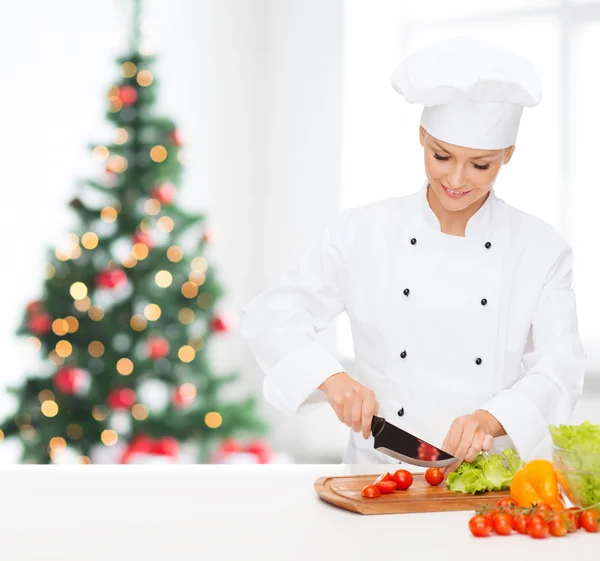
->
xmin=390 ymin=36 xmax=542 ymax=149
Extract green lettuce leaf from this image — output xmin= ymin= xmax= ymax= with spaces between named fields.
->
xmin=549 ymin=421 xmax=600 ymax=508
xmin=446 ymin=467 xmax=490 ymax=494
xmin=502 ymin=447 xmax=526 ymax=474
xmin=481 ymin=454 xmax=513 ymax=491
xmin=445 ymin=448 xmax=524 ymax=494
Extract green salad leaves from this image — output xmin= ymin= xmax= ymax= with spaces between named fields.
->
xmin=446 ymin=448 xmax=525 ymax=494
xmin=549 ymin=421 xmax=600 ymax=508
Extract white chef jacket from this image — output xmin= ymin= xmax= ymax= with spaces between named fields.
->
xmin=240 ymin=182 xmax=586 ymax=464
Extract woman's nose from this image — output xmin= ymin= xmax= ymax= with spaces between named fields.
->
xmin=447 ymin=164 xmax=467 ymax=189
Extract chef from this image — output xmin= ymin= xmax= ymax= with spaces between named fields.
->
xmin=240 ymin=36 xmax=586 ymax=469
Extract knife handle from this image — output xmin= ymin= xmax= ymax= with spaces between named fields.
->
xmin=371 ymin=415 xmax=385 ymax=438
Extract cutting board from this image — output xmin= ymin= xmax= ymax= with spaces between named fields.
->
xmin=314 ymin=473 xmax=511 ymax=515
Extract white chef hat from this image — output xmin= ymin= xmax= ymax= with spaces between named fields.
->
xmin=390 ymin=36 xmax=542 ymax=149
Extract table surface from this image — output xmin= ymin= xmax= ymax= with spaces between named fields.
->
xmin=0 ymin=463 xmax=595 ymax=561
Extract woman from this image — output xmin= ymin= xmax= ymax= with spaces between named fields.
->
xmin=240 ymin=36 xmax=586 ymax=469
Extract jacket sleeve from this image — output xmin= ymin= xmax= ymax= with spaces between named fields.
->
xmin=240 ymin=209 xmax=353 ymax=416
xmin=479 ymin=240 xmax=586 ymax=460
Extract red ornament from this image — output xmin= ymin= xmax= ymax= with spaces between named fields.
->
xmin=172 ymin=383 xmax=196 ymax=408
xmin=147 ymin=336 xmax=170 ymax=360
xmin=213 ymin=438 xmax=271 ymax=464
xmin=119 ymin=85 xmax=138 ymax=106
xmin=219 ymin=438 xmax=242 ymax=455
xmin=28 ymin=313 xmax=52 ymax=336
xmin=169 ymin=129 xmax=182 ymax=146
xmin=245 ymin=440 xmax=272 ymax=464
xmin=150 ymin=182 xmax=177 ymax=205
xmin=26 ymin=300 xmax=42 ymax=315
xmin=210 ymin=314 xmax=230 ymax=333
xmin=96 ymin=269 xmax=128 ymax=289
xmin=120 ymin=434 xmax=179 ymax=464
xmin=53 ymin=367 xmax=87 ymax=395
xmin=132 ymin=231 xmax=153 ymax=250
xmin=152 ymin=436 xmax=179 ymax=456
xmin=107 ymin=387 xmax=136 ymax=410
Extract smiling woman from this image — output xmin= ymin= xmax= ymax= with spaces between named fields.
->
xmin=240 ymin=36 xmax=586 ymax=468
xmin=420 ymin=131 xmax=516 ymax=236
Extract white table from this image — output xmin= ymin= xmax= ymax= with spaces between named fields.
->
xmin=0 ymin=464 xmax=595 ymax=560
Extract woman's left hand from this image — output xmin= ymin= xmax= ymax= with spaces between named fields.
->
xmin=440 ymin=410 xmax=499 ymax=476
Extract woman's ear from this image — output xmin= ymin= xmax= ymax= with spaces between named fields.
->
xmin=504 ymin=145 xmax=515 ymax=165
xmin=419 ymin=125 xmax=426 ymax=147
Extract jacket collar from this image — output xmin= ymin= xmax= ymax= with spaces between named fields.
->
xmin=418 ymin=180 xmax=497 ymax=239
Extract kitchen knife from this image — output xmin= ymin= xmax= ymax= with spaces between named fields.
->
xmin=371 ymin=415 xmax=457 ymax=468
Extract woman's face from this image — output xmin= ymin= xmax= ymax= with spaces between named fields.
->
xmin=420 ymin=126 xmax=514 ymax=212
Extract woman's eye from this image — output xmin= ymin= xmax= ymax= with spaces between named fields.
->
xmin=474 ymin=164 xmax=490 ymax=170
xmin=433 ymin=152 xmax=449 ymax=161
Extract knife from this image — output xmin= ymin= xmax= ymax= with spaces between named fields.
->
xmin=371 ymin=415 xmax=457 ymax=468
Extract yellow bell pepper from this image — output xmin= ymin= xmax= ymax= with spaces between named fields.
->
xmin=510 ymin=459 xmax=561 ymax=508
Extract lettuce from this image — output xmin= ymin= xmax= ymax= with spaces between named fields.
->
xmin=446 ymin=448 xmax=523 ymax=494
xmin=549 ymin=421 xmax=600 ymax=508
xmin=502 ymin=447 xmax=526 ymax=474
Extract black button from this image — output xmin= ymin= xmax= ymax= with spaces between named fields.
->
xmin=481 ymin=299 xmax=488 ymax=306
xmin=475 ymin=357 xmax=482 ymax=365
xmin=485 ymin=242 xmax=492 ymax=249
xmin=397 ymin=408 xmax=404 ymax=417
xmin=410 ymin=238 xmax=417 ymax=245
xmin=403 ymin=288 xmax=410 ymax=296
xmin=400 ymin=350 xmax=407 ymax=359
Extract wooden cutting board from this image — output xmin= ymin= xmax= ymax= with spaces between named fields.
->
xmin=314 ymin=473 xmax=511 ymax=515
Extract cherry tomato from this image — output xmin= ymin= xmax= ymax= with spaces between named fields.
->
xmin=534 ymin=502 xmax=552 ymax=513
xmin=425 ymin=467 xmax=443 ymax=486
xmin=527 ymin=514 xmax=549 ymax=539
xmin=496 ymin=498 xmax=517 ymax=509
xmin=361 ymin=484 xmax=381 ymax=498
xmin=550 ymin=499 xmax=565 ymax=512
xmin=377 ymin=480 xmax=397 ymax=494
xmin=566 ymin=507 xmax=581 ymax=531
xmin=581 ymin=509 xmax=599 ymax=533
xmin=487 ymin=509 xmax=501 ymax=520
xmin=548 ymin=513 xmax=568 ymax=537
xmin=514 ymin=513 xmax=529 ymax=535
xmin=469 ymin=515 xmax=493 ymax=538
xmin=392 ymin=469 xmax=413 ymax=491
xmin=374 ymin=472 xmax=393 ymax=486
xmin=492 ymin=513 xmax=514 ymax=535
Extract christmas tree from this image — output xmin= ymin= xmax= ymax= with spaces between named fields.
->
xmin=0 ymin=0 xmax=268 ymax=465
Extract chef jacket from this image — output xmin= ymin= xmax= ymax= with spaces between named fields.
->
xmin=240 ymin=182 xmax=586 ymax=463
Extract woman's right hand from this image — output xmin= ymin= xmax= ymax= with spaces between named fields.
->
xmin=318 ymin=372 xmax=379 ymax=439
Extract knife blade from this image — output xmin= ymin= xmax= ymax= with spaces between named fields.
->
xmin=371 ymin=415 xmax=457 ymax=468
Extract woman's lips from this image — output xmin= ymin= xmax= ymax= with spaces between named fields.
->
xmin=442 ymin=184 xmax=471 ymax=199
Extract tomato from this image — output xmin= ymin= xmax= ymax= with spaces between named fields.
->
xmin=361 ymin=485 xmax=381 ymax=498
xmin=469 ymin=515 xmax=493 ymax=538
xmin=533 ymin=502 xmax=552 ymax=513
xmin=580 ymin=509 xmax=599 ymax=533
xmin=566 ymin=507 xmax=581 ymax=531
xmin=550 ymin=499 xmax=565 ymax=512
xmin=527 ymin=514 xmax=549 ymax=539
xmin=492 ymin=513 xmax=514 ymax=535
xmin=377 ymin=480 xmax=397 ymax=494
xmin=548 ymin=513 xmax=568 ymax=537
xmin=487 ymin=509 xmax=501 ymax=520
xmin=425 ymin=467 xmax=443 ymax=486
xmin=392 ymin=469 xmax=413 ymax=491
xmin=374 ymin=472 xmax=393 ymax=486
xmin=514 ymin=513 xmax=529 ymax=535
xmin=496 ymin=498 xmax=517 ymax=509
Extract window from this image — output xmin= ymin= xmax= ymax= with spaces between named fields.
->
xmin=337 ymin=0 xmax=600 ymax=358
